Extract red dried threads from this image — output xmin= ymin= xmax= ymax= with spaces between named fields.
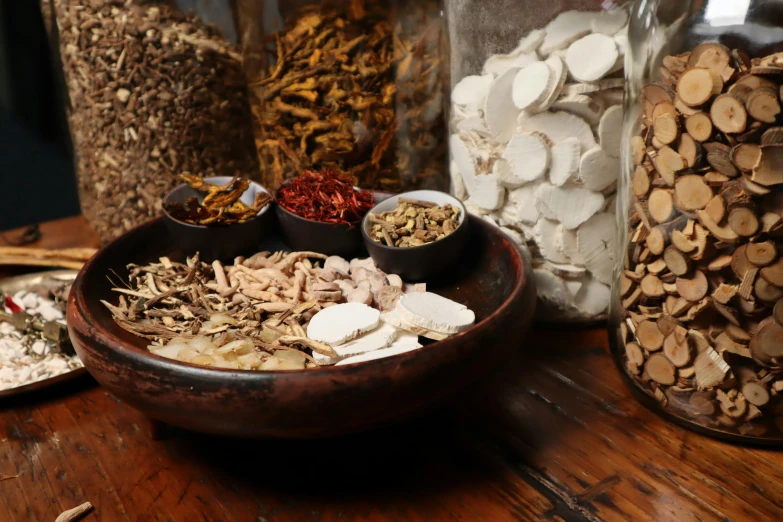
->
xmin=277 ymin=170 xmax=375 ymax=225
xmin=5 ymin=297 xmax=22 ymax=313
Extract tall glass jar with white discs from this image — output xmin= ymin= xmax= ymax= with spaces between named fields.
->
xmin=614 ymin=0 xmax=783 ymax=443
xmin=446 ymin=0 xmax=629 ymax=323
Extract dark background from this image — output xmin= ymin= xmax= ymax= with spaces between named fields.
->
xmin=0 ymin=0 xmax=80 ymax=232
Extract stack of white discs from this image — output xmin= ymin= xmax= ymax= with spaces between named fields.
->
xmin=450 ymin=8 xmax=629 ymax=321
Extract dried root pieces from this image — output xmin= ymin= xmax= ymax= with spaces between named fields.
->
xmin=104 ymin=250 xmax=472 ymax=370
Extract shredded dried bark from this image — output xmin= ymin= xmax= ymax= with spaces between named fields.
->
xmin=243 ymin=0 xmax=449 ymax=192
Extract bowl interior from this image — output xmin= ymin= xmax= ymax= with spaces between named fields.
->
xmin=76 ymin=216 xmax=522 ymax=372
xmin=164 ymin=176 xmax=272 ymax=225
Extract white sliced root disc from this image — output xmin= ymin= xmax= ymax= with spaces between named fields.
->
xmin=512 ymin=62 xmax=553 ymax=110
xmin=579 ymin=146 xmax=619 ymax=192
xmin=534 ymin=269 xmax=573 ymax=309
xmin=335 ymin=336 xmax=423 ymax=366
xmin=501 ymin=132 xmax=551 ymax=184
xmin=395 ymin=292 xmax=475 ymax=334
xmin=537 ymin=55 xmax=568 ymax=112
xmin=573 ymin=277 xmax=611 ymax=316
xmin=450 ymin=133 xmax=476 ymax=179
xmin=558 ymin=226 xmax=586 ymax=264
xmin=535 ymin=183 xmax=605 ymax=230
xmin=565 ymin=33 xmax=619 ymax=83
xmin=456 ymin=116 xmax=491 ymax=136
xmin=535 ymin=219 xmax=571 ymax=264
xmin=551 ymin=94 xmax=604 ymax=126
xmin=450 ymin=159 xmax=467 ymax=200
xmin=590 ymin=8 xmax=629 ymax=36
xmin=565 ymin=34 xmax=619 ymax=83
xmin=517 ymin=111 xmax=597 ymax=152
xmin=598 ymin=105 xmax=624 ymax=158
xmin=307 ymin=303 xmax=381 ymax=345
xmin=544 ymin=259 xmax=588 ymax=279
xmin=502 ymin=181 xmax=544 ymax=224
xmin=333 ymin=322 xmax=399 ymax=356
xmin=451 ymin=134 xmax=505 ymax=210
xmin=452 ymin=74 xmax=494 ymax=108
xmin=484 ymin=67 xmax=522 ymax=142
xmin=577 ymin=212 xmax=616 ymax=285
xmin=511 ymin=29 xmax=545 ymax=56
xmin=540 ymin=11 xmax=593 ymax=55
xmin=381 ymin=310 xmax=449 ymax=341
xmin=549 ymin=138 xmax=582 ymax=187
xmin=560 ymin=78 xmax=625 ymax=96
xmin=565 ymin=279 xmax=584 ymax=298
xmin=549 ymin=137 xmax=582 ymax=186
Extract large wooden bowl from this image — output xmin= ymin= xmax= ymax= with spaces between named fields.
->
xmin=67 ymin=216 xmax=535 ymax=438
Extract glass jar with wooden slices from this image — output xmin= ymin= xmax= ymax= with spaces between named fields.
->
xmin=446 ymin=0 xmax=629 ymax=323
xmin=236 ymin=0 xmax=450 ymax=193
xmin=613 ymin=0 xmax=783 ymax=443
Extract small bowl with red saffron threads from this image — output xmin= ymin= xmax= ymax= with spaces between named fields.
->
xmin=275 ymin=169 xmax=375 ymax=257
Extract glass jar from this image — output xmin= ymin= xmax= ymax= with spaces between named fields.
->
xmin=236 ymin=0 xmax=450 ymax=193
xmin=446 ymin=0 xmax=629 ymax=323
xmin=43 ymin=0 xmax=261 ymax=244
xmin=613 ymin=0 xmax=783 ymax=443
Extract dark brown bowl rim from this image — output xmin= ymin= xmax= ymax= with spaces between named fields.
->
xmin=360 ymin=191 xmax=468 ymax=252
xmin=274 ymin=181 xmax=370 ymax=227
xmin=70 ymin=216 xmax=528 ymax=375
xmin=162 ymin=177 xmax=272 ymax=229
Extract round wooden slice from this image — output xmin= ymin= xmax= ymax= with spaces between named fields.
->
xmin=646 ymin=227 xmax=668 ymax=255
xmin=637 ymin=320 xmax=664 ymax=351
xmin=646 ymin=353 xmax=676 ymax=385
xmin=746 ymin=241 xmax=777 ymax=267
xmin=625 ymin=341 xmax=645 ymax=366
xmin=676 ymin=269 xmax=708 ymax=302
xmin=727 ymin=208 xmax=760 ymax=237
xmin=742 ymin=382 xmax=770 ymax=407
xmin=754 ymin=276 xmax=783 ymax=303
xmin=756 ymin=322 xmax=783 ymax=358
xmin=685 ymin=112 xmax=713 ymax=141
xmin=674 ymin=174 xmax=713 ymax=210
xmin=649 ymin=189 xmax=675 ymax=223
xmin=677 ymin=68 xmax=714 ymax=106
xmin=774 ymin=299 xmax=783 ymax=325
xmin=663 ymin=245 xmax=690 ymax=276
xmin=761 ymin=258 xmax=783 ymax=288
xmin=711 ymin=94 xmax=748 ymax=133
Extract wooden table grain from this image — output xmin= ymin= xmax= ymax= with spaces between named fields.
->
xmin=1 ymin=217 xmax=782 ymax=522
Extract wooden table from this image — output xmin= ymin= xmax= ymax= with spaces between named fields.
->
xmin=1 ymin=217 xmax=782 ymax=522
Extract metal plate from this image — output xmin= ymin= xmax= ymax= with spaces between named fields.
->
xmin=0 ymin=269 xmax=88 ymax=399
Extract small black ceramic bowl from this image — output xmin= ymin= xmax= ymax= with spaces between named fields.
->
xmin=362 ymin=190 xmax=469 ymax=282
xmin=275 ymin=184 xmax=368 ymax=257
xmin=162 ymin=176 xmax=272 ymax=263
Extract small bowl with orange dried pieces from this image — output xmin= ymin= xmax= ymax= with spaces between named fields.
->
xmin=162 ymin=175 xmax=273 ymax=262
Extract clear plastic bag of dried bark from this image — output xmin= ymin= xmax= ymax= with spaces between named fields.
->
xmin=235 ymin=0 xmax=450 ymax=193
xmin=446 ymin=0 xmax=627 ymax=324
xmin=614 ymin=0 xmax=783 ymax=443
xmin=42 ymin=0 xmax=260 ymax=243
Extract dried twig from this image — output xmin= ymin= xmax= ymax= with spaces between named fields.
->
xmin=55 ymin=501 xmax=93 ymax=522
